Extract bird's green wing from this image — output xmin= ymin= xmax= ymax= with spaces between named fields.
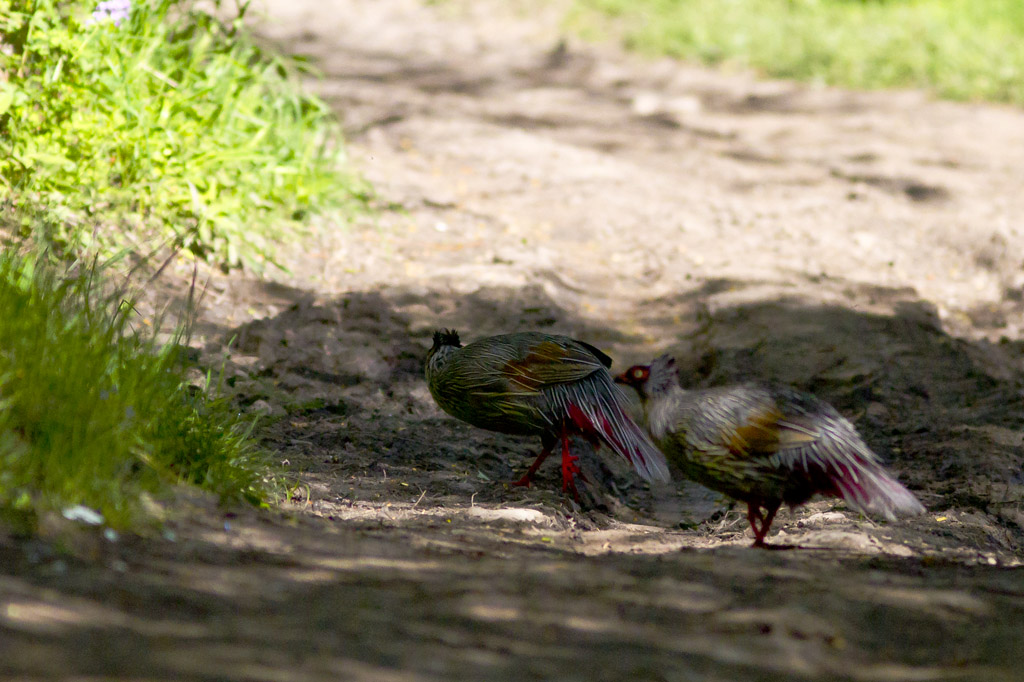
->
xmin=500 ymin=338 xmax=606 ymax=392
xmin=685 ymin=389 xmax=820 ymax=461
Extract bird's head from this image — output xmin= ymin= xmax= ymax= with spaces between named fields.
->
xmin=614 ymin=354 xmax=678 ymax=400
xmin=426 ymin=328 xmax=462 ymax=378
xmin=431 ymin=328 xmax=462 ymax=351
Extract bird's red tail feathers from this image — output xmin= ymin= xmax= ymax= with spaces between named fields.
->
xmin=560 ymin=379 xmax=670 ymax=483
xmin=785 ymin=438 xmax=924 ymax=520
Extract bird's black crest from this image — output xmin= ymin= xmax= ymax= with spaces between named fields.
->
xmin=431 ymin=328 xmax=462 ymax=349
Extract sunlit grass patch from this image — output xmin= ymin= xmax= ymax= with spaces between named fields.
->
xmin=569 ymin=0 xmax=1024 ymax=105
xmin=0 ymin=252 xmax=267 ymax=531
xmin=0 ymin=0 xmax=370 ymax=271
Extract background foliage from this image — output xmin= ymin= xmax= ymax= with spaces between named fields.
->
xmin=0 ymin=0 xmax=368 ymax=271
xmin=571 ymin=0 xmax=1024 ymax=105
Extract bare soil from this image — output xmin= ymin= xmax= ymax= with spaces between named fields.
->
xmin=4 ymin=1 xmax=1024 ymax=679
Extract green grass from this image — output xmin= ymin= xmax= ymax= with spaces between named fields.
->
xmin=569 ymin=0 xmax=1024 ymax=105
xmin=0 ymin=251 xmax=268 ymax=531
xmin=0 ymin=0 xmax=369 ymax=271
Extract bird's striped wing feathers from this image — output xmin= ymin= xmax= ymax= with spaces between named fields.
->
xmin=499 ymin=339 xmax=606 ymax=392
xmin=573 ymin=340 xmax=613 ymax=369
xmin=501 ymin=335 xmax=669 ymax=482
xmin=767 ymin=397 xmax=924 ymax=519
xmin=688 ymin=386 xmax=923 ymax=519
xmin=556 ymin=373 xmax=671 ymax=482
xmin=684 ymin=390 xmax=788 ymax=460
xmin=721 ymin=405 xmax=787 ymax=457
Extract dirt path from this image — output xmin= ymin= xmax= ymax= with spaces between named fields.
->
xmin=4 ymin=1 xmax=1024 ymax=679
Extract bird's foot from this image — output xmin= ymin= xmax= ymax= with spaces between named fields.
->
xmin=509 ymin=473 xmax=533 ymax=488
xmin=510 ymin=444 xmax=554 ymax=489
xmin=560 ymin=453 xmax=585 ymax=502
xmin=561 ymin=476 xmax=582 ymax=503
xmin=746 ymin=501 xmax=781 ymax=548
xmin=560 ymin=453 xmax=582 ymax=485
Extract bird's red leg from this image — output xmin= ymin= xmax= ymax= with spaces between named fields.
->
xmin=760 ymin=502 xmax=781 ymax=542
xmin=747 ymin=503 xmax=768 ymax=547
xmin=559 ymin=430 xmax=582 ymax=501
xmin=510 ymin=442 xmax=554 ymax=488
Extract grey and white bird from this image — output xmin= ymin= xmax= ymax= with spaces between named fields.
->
xmin=425 ymin=330 xmax=671 ymax=497
xmin=615 ymin=355 xmax=925 ymax=545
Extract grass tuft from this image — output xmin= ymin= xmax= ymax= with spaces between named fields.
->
xmin=0 ymin=0 xmax=369 ymax=271
xmin=569 ymin=0 xmax=1024 ymax=105
xmin=0 ymin=251 xmax=267 ymax=530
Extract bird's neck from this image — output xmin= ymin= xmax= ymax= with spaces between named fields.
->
xmin=426 ymin=344 xmax=459 ymax=380
xmin=644 ymin=384 xmax=684 ymax=440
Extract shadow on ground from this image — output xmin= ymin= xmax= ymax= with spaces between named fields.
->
xmin=179 ymin=274 xmax=1024 ymax=559
xmin=2 ymin=494 xmax=1023 ymax=681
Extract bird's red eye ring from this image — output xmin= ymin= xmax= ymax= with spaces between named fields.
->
xmin=632 ymin=367 xmax=648 ymax=380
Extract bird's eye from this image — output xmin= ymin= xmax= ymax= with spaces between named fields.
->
xmin=632 ymin=368 xmax=647 ymax=380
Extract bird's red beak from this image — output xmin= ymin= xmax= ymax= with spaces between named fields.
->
xmin=613 ymin=372 xmax=628 ymax=384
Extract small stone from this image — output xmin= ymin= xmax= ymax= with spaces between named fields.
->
xmin=248 ymin=399 xmax=285 ymax=417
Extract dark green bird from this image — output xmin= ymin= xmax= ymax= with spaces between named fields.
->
xmin=425 ymin=330 xmax=670 ymax=497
